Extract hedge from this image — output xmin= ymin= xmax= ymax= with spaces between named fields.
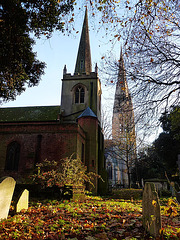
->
xmin=111 ymin=189 xmax=143 ymax=200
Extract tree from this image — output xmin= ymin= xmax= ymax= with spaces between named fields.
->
xmin=132 ymin=106 xmax=180 ymax=184
xmin=160 ymin=105 xmax=180 ymax=140
xmin=89 ymin=0 xmax=180 ymax=131
xmin=101 ymin=106 xmax=112 ymax=139
xmin=125 ymin=0 xmax=180 ymax=128
xmin=154 ymin=106 xmax=180 ymax=175
xmin=132 ymin=144 xmax=165 ymax=185
xmin=1 ymin=0 xmax=75 ymax=103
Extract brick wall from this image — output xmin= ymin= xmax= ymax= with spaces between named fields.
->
xmin=0 ymin=121 xmax=86 ymax=181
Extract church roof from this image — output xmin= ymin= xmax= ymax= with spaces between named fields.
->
xmin=0 ymin=106 xmax=60 ymax=122
xmin=74 ymin=8 xmax=92 ymax=74
xmin=78 ymin=107 xmax=97 ymax=119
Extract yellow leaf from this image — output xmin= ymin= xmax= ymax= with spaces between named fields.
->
xmin=152 ymin=200 xmax=157 ymax=207
xmin=171 ymin=209 xmax=177 ymax=217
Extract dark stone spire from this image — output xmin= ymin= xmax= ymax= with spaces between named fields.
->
xmin=113 ymin=48 xmax=130 ymax=113
xmin=74 ymin=8 xmax=92 ymax=74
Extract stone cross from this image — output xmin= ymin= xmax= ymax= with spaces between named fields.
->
xmin=0 ymin=177 xmax=16 ymax=220
xmin=142 ymin=182 xmax=162 ymax=237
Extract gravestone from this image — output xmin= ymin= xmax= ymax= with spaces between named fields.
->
xmin=142 ymin=182 xmax=162 ymax=237
xmin=15 ymin=189 xmax=29 ymax=213
xmin=0 ymin=177 xmax=16 ymax=220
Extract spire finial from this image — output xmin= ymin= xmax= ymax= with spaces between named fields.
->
xmin=95 ymin=63 xmax=98 ymax=73
xmin=74 ymin=8 xmax=92 ymax=74
xmin=63 ymin=65 xmax=67 ymax=75
xmin=120 ymin=45 xmax=123 ymax=60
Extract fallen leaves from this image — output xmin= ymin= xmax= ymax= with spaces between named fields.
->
xmin=0 ymin=197 xmax=179 ymax=239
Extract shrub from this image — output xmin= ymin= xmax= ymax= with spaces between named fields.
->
xmin=30 ymin=156 xmax=101 ymax=189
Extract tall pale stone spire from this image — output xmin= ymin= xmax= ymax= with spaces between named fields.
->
xmin=113 ymin=48 xmax=130 ymax=114
xmin=74 ymin=8 xmax=92 ymax=74
xmin=111 ymin=48 xmax=136 ymax=188
xmin=112 ymin=48 xmax=134 ymax=140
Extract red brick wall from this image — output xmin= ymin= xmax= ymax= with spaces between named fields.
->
xmin=78 ymin=117 xmax=99 ymax=193
xmin=0 ymin=121 xmax=86 ymax=180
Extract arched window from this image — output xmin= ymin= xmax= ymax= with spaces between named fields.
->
xmin=5 ymin=141 xmax=20 ymax=171
xmin=75 ymin=86 xmax=85 ymax=104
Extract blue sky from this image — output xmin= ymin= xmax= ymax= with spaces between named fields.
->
xmin=2 ymin=10 xmax=118 ymax=110
xmin=1 ymin=7 xmax=161 ymax=143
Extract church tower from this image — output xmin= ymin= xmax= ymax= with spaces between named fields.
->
xmin=60 ymin=9 xmax=107 ymax=194
xmin=61 ymin=9 xmax=101 ymax=122
xmin=111 ymin=48 xmax=136 ymax=188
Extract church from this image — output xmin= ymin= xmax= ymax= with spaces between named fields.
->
xmin=0 ymin=10 xmax=107 ymax=194
xmin=105 ymin=49 xmax=137 ymax=189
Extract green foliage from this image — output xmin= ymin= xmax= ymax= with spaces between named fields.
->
xmin=159 ymin=106 xmax=180 ymax=137
xmin=31 ymin=157 xmax=101 ymax=189
xmin=155 ymin=106 xmax=180 ymax=175
xmin=60 ymin=157 xmax=99 ymax=187
xmin=132 ymin=106 xmax=180 ymax=183
xmin=170 ymin=106 xmax=180 ymax=140
xmin=154 ymin=133 xmax=179 ymax=175
xmin=1 ymin=0 xmax=75 ymax=103
xmin=132 ymin=145 xmax=165 ymax=184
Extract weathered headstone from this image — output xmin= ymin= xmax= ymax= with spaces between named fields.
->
xmin=0 ymin=177 xmax=16 ymax=220
xmin=15 ymin=189 xmax=29 ymax=213
xmin=142 ymin=182 xmax=162 ymax=237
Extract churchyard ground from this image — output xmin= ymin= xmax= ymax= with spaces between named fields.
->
xmin=0 ymin=196 xmax=179 ymax=239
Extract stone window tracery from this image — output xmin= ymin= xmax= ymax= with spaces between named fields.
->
xmin=75 ymin=86 xmax=85 ymax=104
